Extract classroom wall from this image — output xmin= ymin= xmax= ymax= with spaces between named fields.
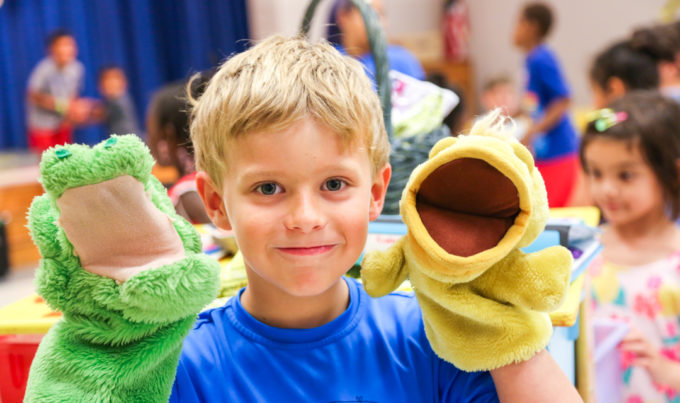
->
xmin=248 ymin=0 xmax=670 ymax=107
xmin=467 ymin=0 xmax=667 ymax=107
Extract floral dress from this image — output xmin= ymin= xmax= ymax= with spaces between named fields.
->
xmin=590 ymin=251 xmax=680 ymax=403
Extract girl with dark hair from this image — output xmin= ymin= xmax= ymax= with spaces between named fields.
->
xmin=582 ymin=91 xmax=680 ymax=400
xmin=589 ymin=39 xmax=659 ymax=108
xmin=146 ymin=74 xmax=213 ymax=224
xmin=632 ymin=23 xmax=680 ymax=102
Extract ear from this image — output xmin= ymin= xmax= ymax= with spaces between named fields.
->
xmin=607 ymin=77 xmax=626 ymax=100
xmin=195 ymin=171 xmax=231 ymax=230
xmin=369 ymin=163 xmax=392 ymax=221
xmin=659 ymin=61 xmax=677 ymax=83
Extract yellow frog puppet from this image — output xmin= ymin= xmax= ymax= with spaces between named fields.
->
xmin=361 ymin=112 xmax=573 ymax=371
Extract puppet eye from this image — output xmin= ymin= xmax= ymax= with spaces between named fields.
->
xmin=104 ymin=137 xmax=118 ymax=149
xmin=56 ymin=148 xmax=72 ymax=160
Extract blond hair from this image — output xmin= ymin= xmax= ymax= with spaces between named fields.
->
xmin=190 ymin=35 xmax=390 ymax=191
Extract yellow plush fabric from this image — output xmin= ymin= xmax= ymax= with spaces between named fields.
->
xmin=361 ymin=113 xmax=573 ymax=371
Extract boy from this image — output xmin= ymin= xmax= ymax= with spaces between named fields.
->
xmin=328 ymin=0 xmax=425 ymax=80
xmin=26 ymin=29 xmax=91 ymax=152
xmin=95 ymin=66 xmax=141 ymax=136
xmin=191 ymin=35 xmax=579 ymax=401
xmin=479 ymin=75 xmax=531 ymax=140
xmin=26 ymin=36 xmax=581 ymax=401
xmin=513 ymin=3 xmax=578 ymax=207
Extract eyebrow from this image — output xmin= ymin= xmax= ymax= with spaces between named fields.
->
xmin=237 ymin=169 xmax=282 ymax=185
xmin=237 ymin=160 xmax=363 ymax=184
xmin=586 ymin=160 xmax=643 ymax=170
xmin=614 ymin=161 xmax=644 ymax=169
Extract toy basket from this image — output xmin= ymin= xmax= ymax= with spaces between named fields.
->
xmin=301 ymin=0 xmax=451 ymax=215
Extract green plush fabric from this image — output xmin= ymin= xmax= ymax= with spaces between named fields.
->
xmin=24 ymin=135 xmax=220 ymax=402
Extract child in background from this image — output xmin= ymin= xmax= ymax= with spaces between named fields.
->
xmin=26 ymin=29 xmax=91 ymax=152
xmin=147 ymin=79 xmax=211 ymax=224
xmin=479 ymin=75 xmax=531 ymax=141
xmin=589 ymin=39 xmax=659 ymax=108
xmin=631 ymin=24 xmax=680 ymax=103
xmin=568 ymin=38 xmax=660 ymax=207
xmin=327 ymin=0 xmax=425 ymax=80
xmin=96 ymin=66 xmax=141 ymax=136
xmin=582 ymin=91 xmax=680 ymax=401
xmin=512 ymin=2 xmax=579 ymax=208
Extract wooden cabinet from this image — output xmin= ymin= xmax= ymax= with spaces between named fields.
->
xmin=421 ymin=59 xmax=476 ymax=124
xmin=0 ymin=177 xmax=43 ymax=271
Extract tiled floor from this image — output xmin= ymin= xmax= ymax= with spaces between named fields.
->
xmin=0 ymin=267 xmax=37 ymax=308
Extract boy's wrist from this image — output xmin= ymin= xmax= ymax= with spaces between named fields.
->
xmin=54 ymin=97 xmax=68 ymax=115
xmin=490 ymin=350 xmax=582 ymax=402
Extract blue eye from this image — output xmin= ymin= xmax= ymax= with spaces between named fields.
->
xmin=323 ymin=178 xmax=345 ymax=191
xmin=257 ymin=182 xmax=280 ymax=195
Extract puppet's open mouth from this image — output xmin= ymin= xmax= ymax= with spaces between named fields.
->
xmin=415 ymin=158 xmax=520 ymax=257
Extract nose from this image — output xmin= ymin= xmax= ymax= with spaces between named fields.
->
xmin=599 ymin=177 xmax=618 ymax=198
xmin=283 ymin=191 xmax=327 ymax=233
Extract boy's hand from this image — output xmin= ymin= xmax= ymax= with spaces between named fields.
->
xmin=25 ymin=135 xmax=221 ymax=402
xmin=29 ymin=135 xmax=219 ymax=321
xmin=57 ymin=174 xmax=186 ymax=283
xmin=65 ymin=98 xmax=93 ymax=125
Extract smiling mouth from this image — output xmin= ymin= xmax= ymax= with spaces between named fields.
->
xmin=602 ymin=203 xmax=621 ymax=211
xmin=277 ymin=245 xmax=336 ymax=256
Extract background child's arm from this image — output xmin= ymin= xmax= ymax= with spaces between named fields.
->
xmin=522 ymin=97 xmax=570 ymax=147
xmin=490 ymin=349 xmax=583 ymax=402
xmin=24 ymin=136 xmax=220 ymax=402
xmin=620 ymin=329 xmax=680 ymax=390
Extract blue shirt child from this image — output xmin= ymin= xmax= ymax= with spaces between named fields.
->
xmin=524 ymin=44 xmax=578 ymax=161
xmin=171 ymin=277 xmax=498 ymax=402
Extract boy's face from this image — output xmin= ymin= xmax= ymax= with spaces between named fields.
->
xmin=199 ymin=117 xmax=390 ymax=298
xmin=50 ymin=36 xmax=77 ymax=67
xmin=512 ymin=17 xmax=535 ymax=49
xmin=337 ymin=0 xmax=386 ymax=56
xmin=99 ymin=69 xmax=127 ymax=99
xmin=481 ymin=83 xmax=519 ymax=115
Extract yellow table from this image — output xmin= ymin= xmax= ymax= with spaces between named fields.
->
xmin=0 ymin=295 xmax=61 ymax=335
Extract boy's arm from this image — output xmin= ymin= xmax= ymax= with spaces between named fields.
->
xmin=24 ymin=136 xmax=220 ymax=402
xmin=490 ymin=350 xmax=582 ymax=402
xmin=27 ymin=63 xmax=64 ymax=114
xmin=27 ymin=90 xmax=67 ymax=114
xmin=522 ymin=97 xmax=570 ymax=147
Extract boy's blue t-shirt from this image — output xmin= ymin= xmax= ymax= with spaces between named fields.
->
xmin=524 ymin=44 xmax=578 ymax=161
xmin=170 ymin=277 xmax=498 ymax=402
xmin=358 ymin=44 xmax=426 ymax=81
xmin=335 ymin=44 xmax=426 ymax=82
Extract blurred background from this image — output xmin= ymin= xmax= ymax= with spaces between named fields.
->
xmin=0 ymin=0 xmax=669 ymax=150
